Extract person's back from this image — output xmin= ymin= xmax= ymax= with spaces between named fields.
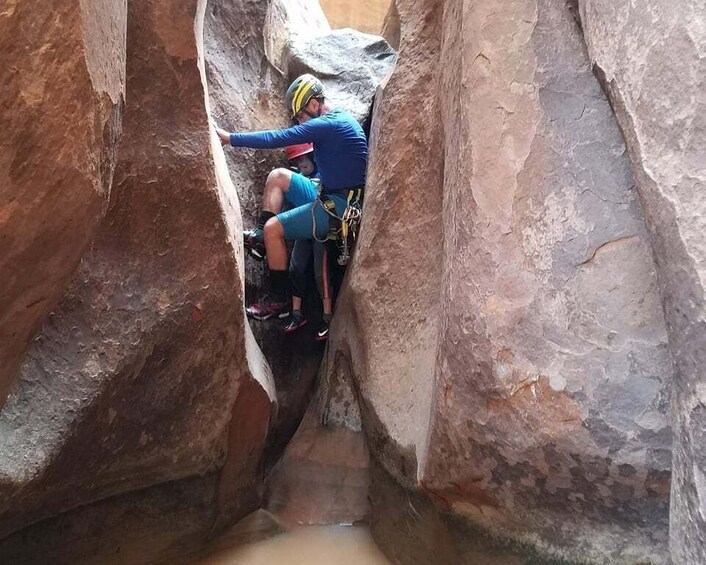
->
xmin=304 ymin=108 xmax=368 ymax=192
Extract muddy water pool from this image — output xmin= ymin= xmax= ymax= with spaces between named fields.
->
xmin=196 ymin=524 xmax=390 ymax=565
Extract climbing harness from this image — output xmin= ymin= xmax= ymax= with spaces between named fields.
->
xmin=312 ymin=187 xmax=363 ymax=266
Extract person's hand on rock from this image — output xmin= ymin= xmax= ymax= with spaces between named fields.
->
xmin=215 ymin=126 xmax=231 ymax=146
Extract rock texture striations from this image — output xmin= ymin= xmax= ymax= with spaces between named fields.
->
xmin=0 ymin=0 xmax=127 ymax=407
xmin=326 ymin=0 xmax=673 ymax=562
xmin=578 ymin=1 xmax=706 ymax=561
xmin=0 ymin=0 xmax=275 ymax=557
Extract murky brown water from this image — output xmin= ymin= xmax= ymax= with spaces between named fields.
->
xmin=196 ymin=525 xmax=390 ymax=565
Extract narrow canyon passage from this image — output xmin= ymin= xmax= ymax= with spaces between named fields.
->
xmin=1 ymin=0 xmax=704 ymax=564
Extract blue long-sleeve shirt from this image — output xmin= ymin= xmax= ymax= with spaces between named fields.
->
xmin=229 ymin=108 xmax=367 ymax=192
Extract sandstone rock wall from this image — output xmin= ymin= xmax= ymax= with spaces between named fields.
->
xmin=327 ymin=0 xmax=445 ymax=486
xmin=577 ymin=1 xmax=706 ymax=561
xmin=0 ymin=0 xmax=275 ymax=553
xmin=326 ymin=0 xmax=674 ymax=561
xmin=264 ymin=0 xmax=331 ymax=74
xmin=381 ymin=0 xmax=400 ymax=50
xmin=0 ymin=0 xmax=126 ymax=407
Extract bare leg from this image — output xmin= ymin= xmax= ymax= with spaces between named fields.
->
xmin=292 ymin=296 xmax=303 ymax=311
xmin=264 ymin=217 xmax=288 ymax=270
xmin=323 ymin=297 xmax=332 ymax=316
xmin=262 ymin=168 xmax=293 ymax=214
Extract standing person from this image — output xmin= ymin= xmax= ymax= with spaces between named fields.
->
xmin=216 ymin=74 xmax=367 ymax=332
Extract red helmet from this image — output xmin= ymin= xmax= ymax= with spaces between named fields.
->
xmin=285 ymin=143 xmax=314 ymax=162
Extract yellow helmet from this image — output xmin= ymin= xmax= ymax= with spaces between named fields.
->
xmin=285 ymin=74 xmax=325 ymax=119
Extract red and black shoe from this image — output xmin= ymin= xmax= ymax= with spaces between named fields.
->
xmin=283 ymin=311 xmax=307 ymax=333
xmin=243 ymin=227 xmax=266 ymax=260
xmin=245 ymin=294 xmax=290 ymax=321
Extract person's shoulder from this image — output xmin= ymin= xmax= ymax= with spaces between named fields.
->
xmin=324 ymin=107 xmax=353 ymax=121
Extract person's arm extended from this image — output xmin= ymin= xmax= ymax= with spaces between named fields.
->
xmin=227 ymin=118 xmax=333 ymax=149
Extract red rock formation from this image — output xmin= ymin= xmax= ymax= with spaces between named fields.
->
xmin=0 ymin=0 xmax=275 ymax=557
xmin=381 ymin=0 xmax=400 ymax=50
xmin=326 ymin=0 xmax=673 ymax=561
xmin=0 ymin=0 xmax=126 ymax=406
xmin=578 ymin=0 xmax=706 ymax=561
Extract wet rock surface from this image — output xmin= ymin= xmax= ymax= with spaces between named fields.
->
xmin=0 ymin=474 xmax=221 ymax=565
xmin=578 ymin=0 xmax=706 ymax=561
xmin=264 ymin=405 xmax=370 ymax=528
xmin=0 ymin=0 xmax=126 ymax=406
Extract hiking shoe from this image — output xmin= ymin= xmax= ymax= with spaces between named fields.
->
xmin=283 ymin=312 xmax=308 ymax=334
xmin=246 ymin=294 xmax=290 ymax=321
xmin=243 ymin=227 xmax=266 ymax=260
xmin=315 ymin=316 xmax=330 ymax=341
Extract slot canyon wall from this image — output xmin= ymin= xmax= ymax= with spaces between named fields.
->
xmin=324 ymin=0 xmax=703 ymax=563
xmin=1 ymin=0 xmax=704 ymax=563
xmin=577 ymin=1 xmax=706 ymax=561
xmin=0 ymin=0 xmax=278 ymax=561
xmin=0 ymin=0 xmax=393 ymax=562
xmin=0 ymin=0 xmax=126 ymax=406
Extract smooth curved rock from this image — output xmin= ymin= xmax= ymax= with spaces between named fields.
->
xmin=381 ymin=0 xmax=400 ymax=50
xmin=264 ymin=0 xmax=331 ymax=74
xmin=578 ymin=1 xmax=706 ymax=561
xmin=326 ymin=0 xmax=672 ymax=561
xmin=0 ymin=0 xmax=274 ymax=549
xmin=0 ymin=0 xmax=126 ymax=407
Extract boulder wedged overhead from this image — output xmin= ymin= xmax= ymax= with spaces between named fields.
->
xmin=0 ymin=0 xmax=274 ymax=550
xmin=281 ymin=28 xmax=396 ymax=122
xmin=578 ymin=0 xmax=706 ymax=561
xmin=264 ymin=0 xmax=331 ymax=74
xmin=0 ymin=0 xmax=126 ymax=407
xmin=325 ymin=0 xmax=673 ymax=561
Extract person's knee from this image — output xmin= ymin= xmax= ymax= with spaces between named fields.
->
xmin=265 ymin=168 xmax=292 ymax=192
xmin=264 ymin=217 xmax=285 ymax=244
